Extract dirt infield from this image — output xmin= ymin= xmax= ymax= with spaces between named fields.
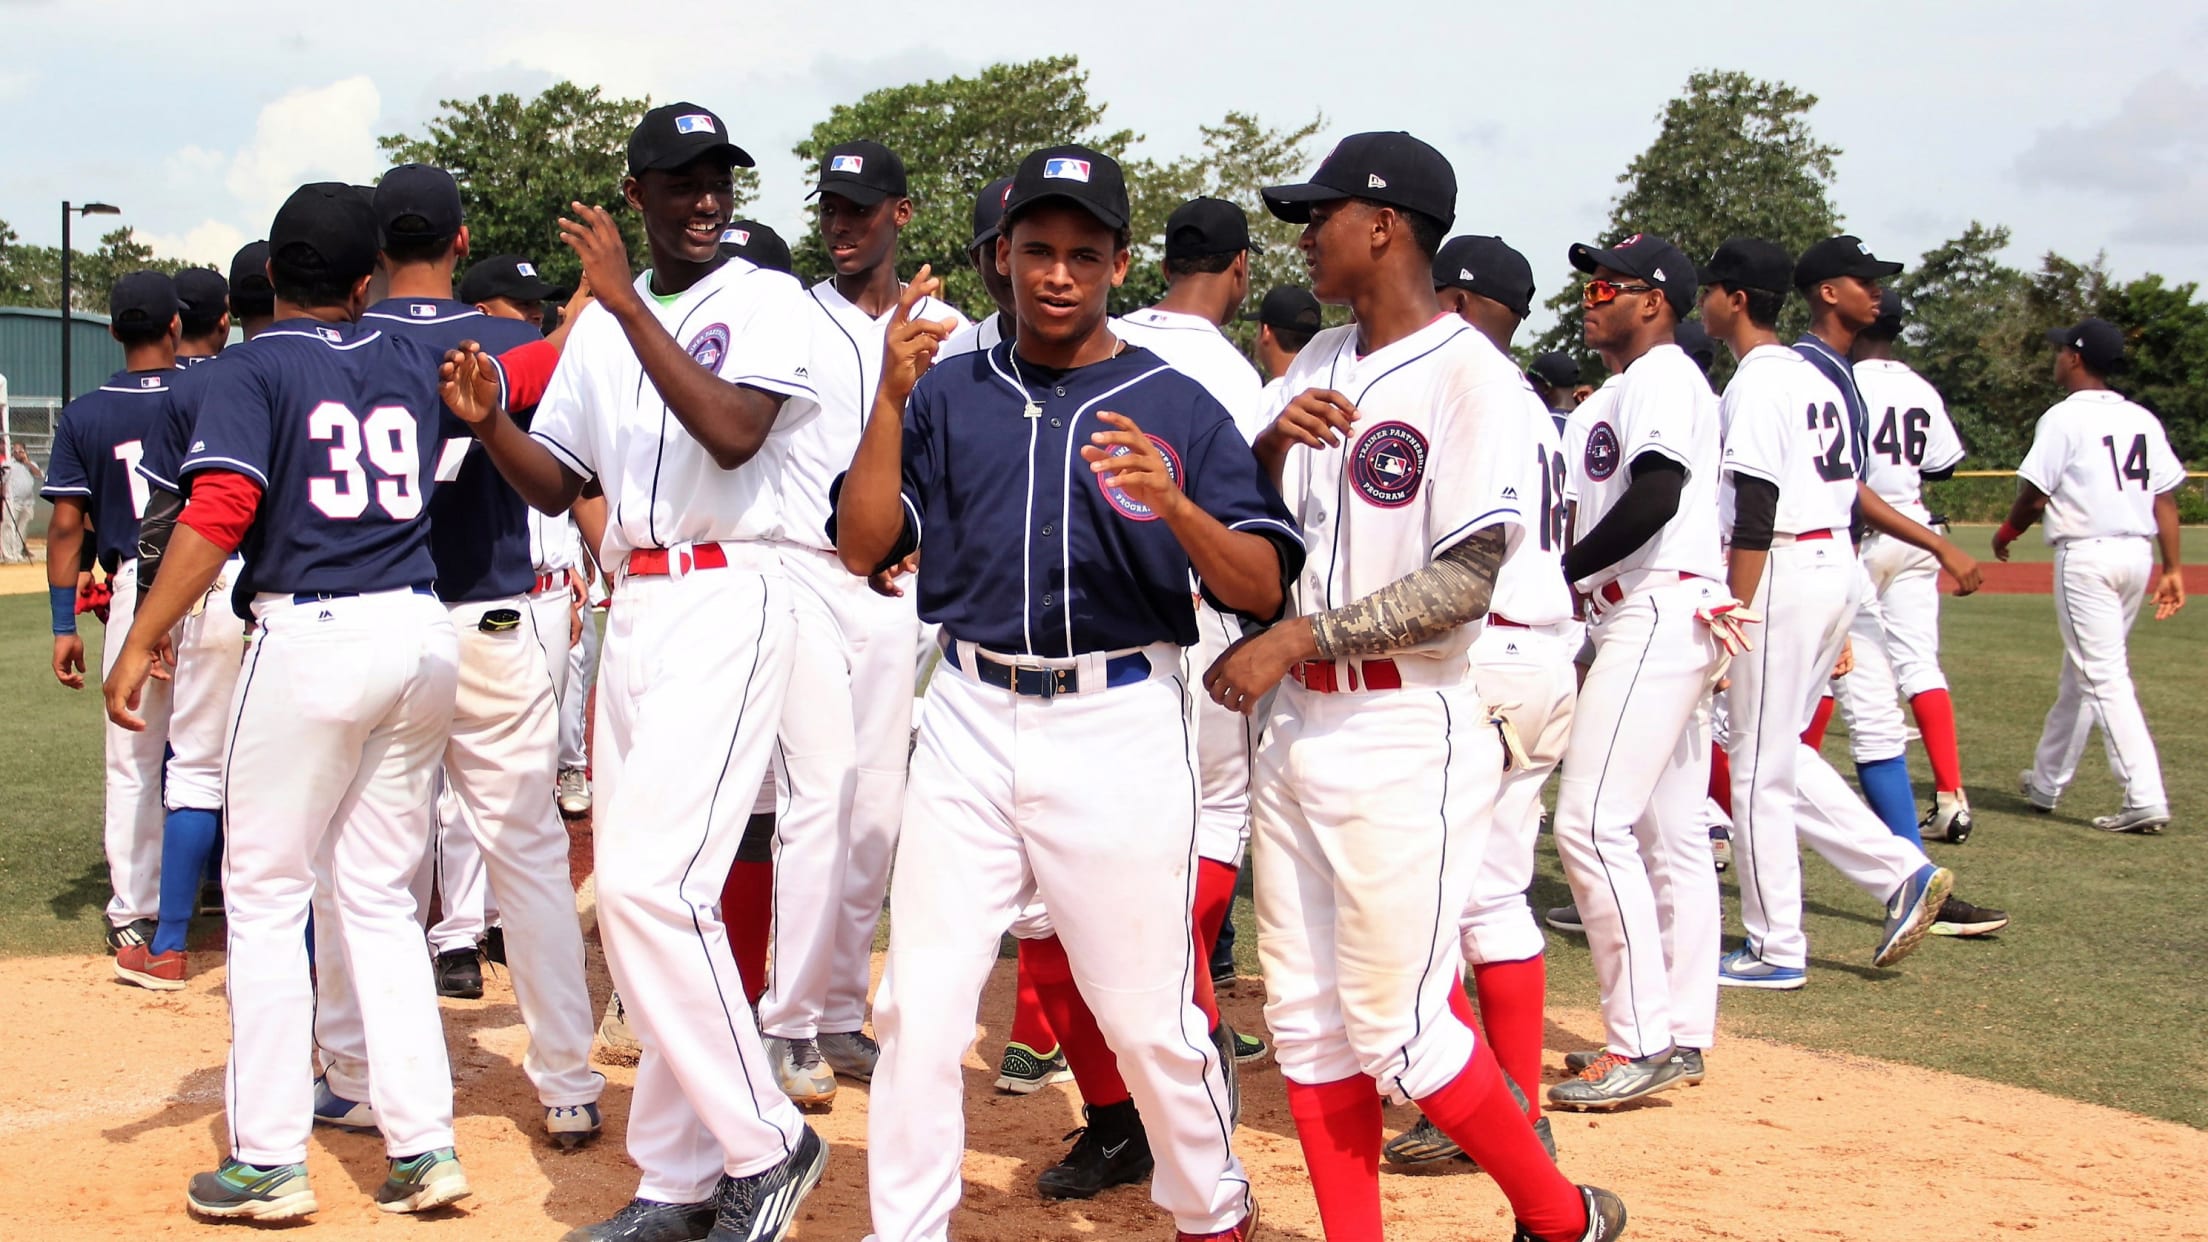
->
xmin=12 ymin=949 xmax=2206 ymax=1242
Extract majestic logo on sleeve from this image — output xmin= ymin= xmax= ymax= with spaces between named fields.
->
xmin=1099 ymin=434 xmax=1181 ymax=521
xmin=686 ymin=324 xmax=731 ymax=372
xmin=1584 ymin=422 xmax=1621 ymax=481
xmin=1349 ymin=421 xmax=1428 ymax=508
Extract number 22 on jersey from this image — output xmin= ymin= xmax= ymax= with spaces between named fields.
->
xmin=309 ymin=402 xmax=424 ymax=520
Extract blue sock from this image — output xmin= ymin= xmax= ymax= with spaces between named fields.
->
xmin=1855 ymin=757 xmax=1923 ymax=848
xmin=153 ymin=807 xmax=222 ymax=955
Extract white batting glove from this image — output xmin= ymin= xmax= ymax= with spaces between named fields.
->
xmin=1696 ymin=599 xmax=1761 ymax=657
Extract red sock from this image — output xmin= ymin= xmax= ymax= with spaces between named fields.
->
xmin=1190 ymin=859 xmax=1238 ymax=1028
xmin=1708 ymin=745 xmax=1733 ymax=817
xmin=719 ymin=860 xmax=773 ymax=1005
xmin=1284 ymin=1076 xmax=1384 ymax=1242
xmin=1471 ymin=957 xmax=1547 ymax=1121
xmin=1025 ymin=934 xmax=1129 ymax=1106
xmin=1910 ymin=689 xmax=1963 ymax=793
xmin=1416 ymin=1040 xmax=1585 ymax=1240
xmin=1802 ymin=694 xmax=1836 ymax=751
xmin=1008 ymin=941 xmax=1059 ymax=1055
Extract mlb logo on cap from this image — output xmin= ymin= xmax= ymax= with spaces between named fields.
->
xmin=675 ymin=114 xmax=716 ymax=135
xmin=722 ymin=227 xmax=751 ymax=245
xmin=830 ymin=154 xmax=865 ymax=174
xmin=1044 ymin=157 xmax=1092 ymax=182
xmin=516 ymin=262 xmax=536 ymax=277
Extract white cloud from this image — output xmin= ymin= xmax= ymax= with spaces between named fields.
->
xmin=138 ymin=219 xmax=250 ymax=268
xmin=223 ymin=76 xmax=386 ymax=225
xmin=2013 ymin=72 xmax=2208 ymax=246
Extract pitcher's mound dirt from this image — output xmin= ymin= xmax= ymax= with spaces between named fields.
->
xmin=10 ymin=952 xmax=2203 ymax=1241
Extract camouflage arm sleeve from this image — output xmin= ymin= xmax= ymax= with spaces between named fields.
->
xmin=1308 ymin=524 xmax=1508 ymax=659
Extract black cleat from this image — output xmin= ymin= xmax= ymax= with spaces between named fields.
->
xmin=1037 ymin=1100 xmax=1153 ymax=1200
xmin=704 ymin=1124 xmax=828 ymax=1241
xmin=434 ymin=946 xmax=484 ymax=999
xmin=559 ymin=1195 xmax=717 ymax=1241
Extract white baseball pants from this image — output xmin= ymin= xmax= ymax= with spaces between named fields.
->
xmin=162 ymin=555 xmax=248 ymax=811
xmin=1729 ymin=543 xmax=1932 ymax=970
xmin=866 ymin=645 xmax=1248 ymax=1242
xmin=759 ymin=547 xmax=916 ymax=1041
xmin=1833 ymin=567 xmax=1911 ymax=764
xmin=1187 ymin=601 xmax=1258 ymax=867
xmin=1460 ymin=622 xmax=1578 ymax=966
xmin=99 ymin=558 xmax=168 ymax=924
xmin=2029 ymin=538 xmax=2166 ymax=810
xmin=594 ymin=558 xmax=805 ymax=1202
xmin=1551 ymin=578 xmax=1723 ymax=1057
xmin=1254 ymin=667 xmax=1499 ymax=1095
xmin=325 ymin=593 xmax=596 ymax=1112
xmin=560 ymin=598 xmax=605 ymax=772
xmin=224 ymin=588 xmax=457 ymax=1164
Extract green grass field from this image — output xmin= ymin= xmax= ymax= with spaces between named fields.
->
xmin=3 ymin=589 xmax=2203 ymax=1127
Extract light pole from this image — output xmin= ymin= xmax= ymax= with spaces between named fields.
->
xmin=59 ymin=200 xmax=121 ymax=404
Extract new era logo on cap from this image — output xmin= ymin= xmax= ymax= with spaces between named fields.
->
xmin=1459 ymin=268 xmax=1475 ymax=281
xmin=829 ymin=154 xmax=864 ymax=174
xmin=675 ymin=114 xmax=716 ymax=135
xmin=516 ymin=262 xmax=536 ymax=277
xmin=1368 ymin=173 xmax=1388 ymax=188
xmin=1043 ymin=157 xmax=1092 ymax=182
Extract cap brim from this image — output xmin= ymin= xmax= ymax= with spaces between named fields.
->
xmin=811 ymin=177 xmax=896 ymax=206
xmin=2044 ymin=327 xmax=2074 ymax=348
xmin=1261 ymin=181 xmax=1347 ymax=223
xmin=634 ymin=141 xmax=756 ymax=173
xmin=967 ymin=226 xmax=1002 ymax=253
xmin=1859 ymin=259 xmax=1905 ymax=279
xmin=1569 ymin=242 xmax=1623 ymax=275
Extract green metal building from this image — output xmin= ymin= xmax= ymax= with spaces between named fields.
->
xmin=2 ymin=306 xmax=126 ymax=539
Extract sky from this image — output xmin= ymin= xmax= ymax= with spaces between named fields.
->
xmin=5 ymin=0 xmax=2207 ymax=334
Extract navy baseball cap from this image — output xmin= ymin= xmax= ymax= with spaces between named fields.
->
xmin=2046 ymin=318 xmax=2125 ymax=373
xmin=270 ymin=181 xmax=381 ymax=284
xmin=1166 ymin=197 xmax=1260 ymax=260
xmin=1699 ymin=237 xmax=1793 ymax=295
xmin=1003 ymin=145 xmax=1129 ymax=232
xmin=812 ymin=140 xmax=908 ymax=206
xmin=1433 ymin=235 xmax=1534 ymax=318
xmin=968 ymin=176 xmax=1015 ymax=252
xmin=1527 ymin=351 xmax=1580 ymax=390
xmin=228 ymin=240 xmax=274 ymax=308
xmin=1672 ymin=320 xmax=1717 ymax=374
xmin=174 ymin=267 xmax=230 ymax=327
xmin=628 ymin=102 xmax=754 ymax=175
xmin=1263 ymin=132 xmax=1457 ymax=231
xmin=108 ymin=270 xmax=180 ymax=329
xmin=458 ymin=255 xmax=553 ymax=304
xmin=1241 ymin=284 xmax=1322 ymax=333
xmin=719 ymin=221 xmax=793 ymax=275
xmin=375 ymin=163 xmax=463 ymax=245
xmin=1570 ymin=232 xmax=1695 ymax=317
xmin=1794 ymin=235 xmax=1903 ymax=288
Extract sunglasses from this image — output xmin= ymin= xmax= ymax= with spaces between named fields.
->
xmin=1582 ymin=278 xmax=1656 ymax=308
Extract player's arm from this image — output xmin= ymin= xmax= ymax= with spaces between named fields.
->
xmin=2151 ymin=490 xmax=2184 ymax=619
xmin=43 ymin=496 xmax=89 ymax=689
xmin=1859 ymin=482 xmax=1981 ymax=592
xmin=571 ymin=490 xmax=609 ymax=586
xmin=1082 ymin=411 xmax=1286 ymax=620
xmin=1991 ymin=481 xmax=2050 ymax=563
xmin=1203 ymin=525 xmax=1508 ymax=715
xmin=440 ymin=343 xmax=587 ymax=514
xmin=1559 ymin=451 xmax=1686 ymax=583
xmin=837 ymin=274 xmax=954 ymax=577
xmin=105 ymin=471 xmax=258 ymax=729
xmin=1725 ymin=473 xmax=1778 ymax=604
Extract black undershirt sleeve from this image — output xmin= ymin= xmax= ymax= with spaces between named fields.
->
xmin=134 ymin=485 xmax=185 ymax=602
xmin=1561 ymin=452 xmax=1687 ymax=583
xmin=1728 ymin=475 xmax=1779 ymax=552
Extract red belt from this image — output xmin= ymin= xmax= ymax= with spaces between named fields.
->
xmin=1487 ymin=614 xmax=1529 ymax=629
xmin=626 ymin=543 xmax=729 ymax=577
xmin=532 ymin=572 xmax=562 ymax=596
xmin=1794 ymin=528 xmax=1836 ymax=542
xmin=1599 ymin=571 xmax=1693 ymax=606
xmin=1291 ymin=658 xmax=1401 ymax=694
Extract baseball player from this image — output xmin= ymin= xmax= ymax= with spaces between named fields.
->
xmin=1696 ymin=237 xmax=1957 ymax=993
xmin=938 ymin=175 xmax=1017 ymax=361
xmin=1526 ymin=351 xmax=1582 ymax=434
xmin=101 ymin=182 xmax=565 ymax=1219
xmin=42 ymin=269 xmax=181 ymax=957
xmin=1002 ymin=194 xmax=1275 ymax=1199
xmin=2003 ymin=318 xmax=2185 ymax=832
xmin=1245 ymin=285 xmax=1323 ymax=393
xmin=120 ymin=246 xmax=276 ymax=990
xmin=298 ymin=165 xmax=603 ymax=1151
xmin=754 ymin=140 xmax=970 ymax=1108
xmin=836 ymin=144 xmax=1283 ymax=1242
xmin=1205 ymin=133 xmax=1622 ymax=1242
xmin=721 ymin=218 xmax=795 ymax=275
xmin=1384 ymin=232 xmax=1576 ymax=1168
xmin=446 ymin=103 xmax=830 ymax=1242
xmin=1843 ymin=290 xmax=1975 ymax=841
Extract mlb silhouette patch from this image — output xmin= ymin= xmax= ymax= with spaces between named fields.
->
xmin=830 ymin=154 xmax=865 ymax=174
xmin=1350 ymin=421 xmax=1428 ymax=508
xmin=675 ymin=114 xmax=716 ymax=135
xmin=1043 ymin=158 xmax=1092 ymax=182
xmin=686 ymin=323 xmax=730 ymax=371
xmin=1584 ymin=422 xmax=1621 ymax=482
xmin=1098 ymin=434 xmax=1181 ymax=521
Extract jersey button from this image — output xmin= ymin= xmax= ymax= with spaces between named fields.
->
xmin=1053 ymin=386 xmax=1066 ymax=397
xmin=1050 ymin=417 xmax=1061 ymax=427
xmin=1041 ymin=523 xmax=1053 ymax=535
xmin=1043 ymin=594 xmax=1054 ymax=606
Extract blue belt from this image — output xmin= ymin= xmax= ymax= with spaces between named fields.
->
xmin=944 ymin=642 xmax=1152 ymax=699
xmin=292 ymin=584 xmax=437 ymax=606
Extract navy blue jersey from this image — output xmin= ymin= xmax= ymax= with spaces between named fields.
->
xmin=138 ymin=356 xmax=224 ymax=496
xmin=181 ymin=319 xmax=453 ymax=597
xmin=885 ymin=341 xmax=1302 ymax=657
xmin=361 ymin=298 xmax=542 ymax=602
xmin=42 ymin=368 xmax=171 ymax=572
xmin=1794 ymin=334 xmax=1870 ymax=482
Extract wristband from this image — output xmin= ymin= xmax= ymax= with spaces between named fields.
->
xmin=50 ymin=586 xmax=77 ymax=635
xmin=1995 ymin=521 xmax=2023 ymax=545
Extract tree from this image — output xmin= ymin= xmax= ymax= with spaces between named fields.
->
xmin=0 ymin=219 xmax=207 ymax=314
xmin=2101 ymin=273 xmax=2208 ymax=463
xmin=378 ymin=83 xmax=755 ymax=289
xmin=1531 ymin=71 xmax=1844 ymax=376
xmin=789 ymin=57 xmax=1136 ymax=313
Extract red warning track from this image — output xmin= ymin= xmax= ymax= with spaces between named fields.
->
xmin=1943 ymin=564 xmax=2208 ymax=595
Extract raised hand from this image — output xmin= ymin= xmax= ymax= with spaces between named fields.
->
xmin=557 ymin=203 xmax=637 ymax=314
xmin=879 ymin=265 xmax=957 ymax=411
xmin=439 ymin=342 xmax=505 ymax=427
xmin=1081 ymin=412 xmax=1184 ymax=519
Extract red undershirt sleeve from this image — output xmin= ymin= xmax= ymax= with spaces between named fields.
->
xmin=178 ymin=470 xmax=263 ymax=553
xmin=495 ymin=338 xmax=559 ymax=411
